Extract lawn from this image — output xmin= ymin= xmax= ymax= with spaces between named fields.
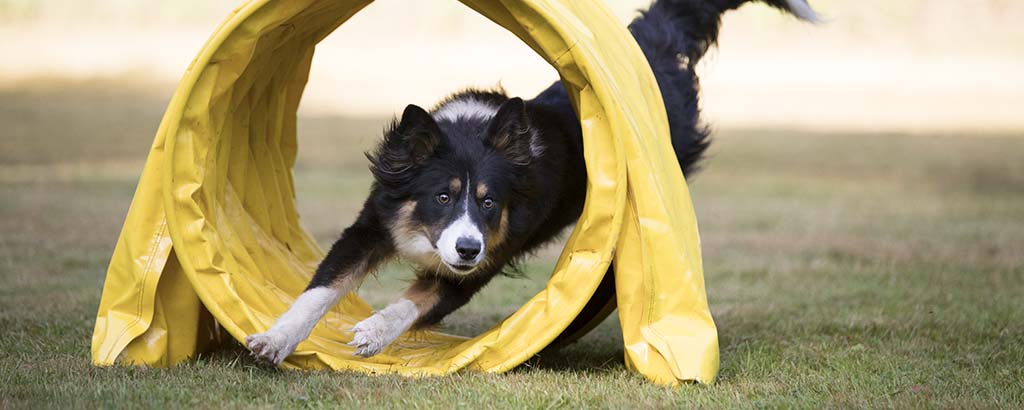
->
xmin=1 ymin=81 xmax=1022 ymax=408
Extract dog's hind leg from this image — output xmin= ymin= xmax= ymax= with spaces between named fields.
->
xmin=246 ymin=210 xmax=394 ymax=365
xmin=348 ymin=271 xmax=493 ymax=357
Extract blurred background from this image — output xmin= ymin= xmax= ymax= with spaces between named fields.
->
xmin=2 ymin=0 xmax=1022 ymax=131
xmin=2 ymin=1 xmax=1022 ymax=406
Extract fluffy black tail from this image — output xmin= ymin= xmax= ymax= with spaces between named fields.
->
xmin=531 ymin=0 xmax=816 ymax=177
xmin=634 ymin=0 xmax=818 ymax=64
xmin=629 ymin=0 xmax=817 ymax=175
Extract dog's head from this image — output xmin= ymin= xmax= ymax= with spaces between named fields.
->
xmin=367 ymin=97 xmax=541 ymax=275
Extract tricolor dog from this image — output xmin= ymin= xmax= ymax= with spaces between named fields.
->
xmin=246 ymin=0 xmax=817 ymax=363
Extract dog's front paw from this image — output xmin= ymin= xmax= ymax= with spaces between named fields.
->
xmin=348 ymin=314 xmax=407 ymax=357
xmin=245 ymin=331 xmax=299 ymax=365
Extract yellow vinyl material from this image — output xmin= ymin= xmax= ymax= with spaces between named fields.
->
xmin=91 ymin=0 xmax=719 ymax=385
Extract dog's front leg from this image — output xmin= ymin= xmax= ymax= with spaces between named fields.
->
xmin=246 ymin=212 xmax=393 ymax=365
xmin=349 ymin=272 xmax=493 ymax=357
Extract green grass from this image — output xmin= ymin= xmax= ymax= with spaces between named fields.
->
xmin=1 ymin=81 xmax=1023 ymax=409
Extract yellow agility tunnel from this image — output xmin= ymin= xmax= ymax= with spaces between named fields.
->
xmin=90 ymin=0 xmax=719 ymax=385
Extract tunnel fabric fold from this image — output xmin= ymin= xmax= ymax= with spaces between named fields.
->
xmin=90 ymin=0 xmax=719 ymax=385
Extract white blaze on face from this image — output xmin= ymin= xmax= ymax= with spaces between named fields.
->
xmin=436 ymin=177 xmax=485 ymax=269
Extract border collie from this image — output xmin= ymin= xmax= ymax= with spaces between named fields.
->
xmin=246 ymin=0 xmax=817 ymax=363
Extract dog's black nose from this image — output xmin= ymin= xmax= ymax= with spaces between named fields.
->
xmin=455 ymin=237 xmax=481 ymax=260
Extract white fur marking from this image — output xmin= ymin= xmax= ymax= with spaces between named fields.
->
xmin=433 ymin=99 xmax=498 ymax=122
xmin=348 ymin=298 xmax=419 ymax=357
xmin=784 ymin=0 xmax=820 ymax=23
xmin=437 ymin=177 xmax=484 ymax=269
xmin=245 ymin=287 xmax=341 ymax=364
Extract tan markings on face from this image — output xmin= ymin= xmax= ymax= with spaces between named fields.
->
xmin=476 ymin=182 xmax=488 ymax=200
xmin=334 ymin=194 xmax=404 ymax=288
xmin=392 ymin=201 xmax=417 ymax=231
xmin=401 ymin=200 xmax=416 ymax=214
xmin=486 ymin=208 xmax=510 ymax=250
xmin=403 ymin=279 xmax=441 ymax=313
xmin=390 ymin=200 xmax=436 ymax=264
xmin=449 ymin=178 xmax=462 ymax=194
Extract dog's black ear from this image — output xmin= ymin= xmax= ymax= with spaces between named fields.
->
xmin=395 ymin=104 xmax=442 ymax=162
xmin=367 ymin=104 xmax=442 ymax=186
xmin=486 ymin=98 xmax=537 ymax=166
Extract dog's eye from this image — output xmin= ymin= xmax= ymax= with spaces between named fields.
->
xmin=482 ymin=198 xmax=495 ymax=209
xmin=437 ymin=193 xmax=450 ymax=204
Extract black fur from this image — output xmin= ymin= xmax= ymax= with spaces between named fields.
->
xmin=306 ymin=0 xmax=816 ymax=337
